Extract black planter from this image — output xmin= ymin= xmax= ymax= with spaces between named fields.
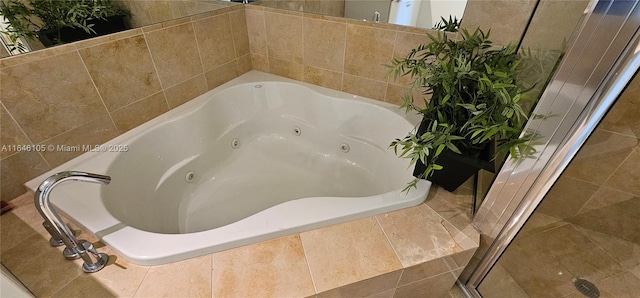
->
xmin=37 ymin=15 xmax=128 ymax=47
xmin=414 ymin=149 xmax=494 ymax=192
xmin=413 ymin=120 xmax=495 ymax=192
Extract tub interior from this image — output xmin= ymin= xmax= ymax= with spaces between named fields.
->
xmin=102 ymin=81 xmax=415 ymax=234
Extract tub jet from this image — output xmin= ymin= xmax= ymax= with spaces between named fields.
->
xmin=293 ymin=126 xmax=301 ymax=136
xmin=231 ymin=138 xmax=240 ymax=149
xmin=185 ymin=171 xmax=196 ymax=183
xmin=340 ymin=143 xmax=350 ymax=153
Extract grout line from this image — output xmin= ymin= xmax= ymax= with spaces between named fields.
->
xmin=373 ymin=215 xmax=405 ymax=269
xmin=298 ymin=233 xmax=319 ymax=295
xmin=227 ymin=9 xmax=239 ymax=61
xmin=76 ymin=50 xmax=120 ymax=137
xmin=262 ymin=10 xmax=270 ymax=72
xmin=340 ymin=22 xmax=348 ymax=92
xmin=188 ymin=20 xmax=206 ymax=91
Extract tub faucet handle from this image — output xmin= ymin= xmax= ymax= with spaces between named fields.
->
xmin=34 ymin=171 xmax=111 ymax=273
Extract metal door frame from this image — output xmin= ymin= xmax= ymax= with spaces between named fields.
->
xmin=459 ymin=0 xmax=640 ymax=295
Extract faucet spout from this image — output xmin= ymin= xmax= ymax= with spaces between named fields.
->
xmin=34 ymin=171 xmax=111 ymax=273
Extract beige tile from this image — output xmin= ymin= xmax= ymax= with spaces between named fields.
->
xmin=376 ymin=204 xmax=475 ymax=268
xmin=425 ymin=187 xmax=475 ymax=233
xmin=344 ymin=24 xmax=396 ymax=81
xmin=164 ymin=74 xmax=208 ymax=108
xmin=0 ymin=207 xmax=40 ymax=254
xmin=134 ymin=254 xmax=212 ymax=297
xmin=576 ymin=226 xmax=640 ymax=272
xmin=251 ymin=53 xmax=270 ymax=72
xmin=568 ymin=198 xmax=640 ymax=245
xmin=2 ymin=191 xmax=48 ymax=238
xmin=559 ymin=246 xmax=624 ymax=283
xmin=488 ymin=242 xmax=574 ymax=297
xmin=578 ymin=186 xmax=637 ymax=214
xmin=303 ymin=66 xmax=342 ymax=91
xmin=366 ymin=288 xmax=395 ymax=298
xmin=110 ymin=92 xmax=169 ymax=133
xmin=121 ymin=0 xmax=173 ymax=28
xmin=563 ymin=129 xmax=637 ymax=185
xmin=317 ymin=270 xmax=401 ymax=298
xmin=145 ymin=22 xmax=203 ymax=87
xmin=604 ymin=147 xmax=640 ymax=196
xmin=230 ymin=9 xmax=251 ymax=58
xmin=0 ymin=151 xmax=50 ymax=201
xmin=205 ymin=60 xmax=239 ymax=90
xmin=73 ymin=28 xmax=144 ymax=50
xmin=384 ymin=83 xmax=427 ymax=110
xmin=597 ymin=271 xmax=640 ymax=298
xmin=341 ymin=74 xmax=386 ymax=101
xmin=1 ymin=233 xmax=84 ymax=297
xmin=140 ymin=13 xmax=191 ymax=33
xmin=245 ymin=8 xmax=267 ymax=55
xmin=477 ymin=263 xmax=528 ymax=298
xmin=519 ymin=0 xmax=591 ymax=53
xmin=268 ymin=57 xmax=304 ymax=81
xmin=39 ymin=116 xmax=118 ymax=167
xmin=536 ymin=176 xmax=600 ymax=219
xmin=213 ymin=235 xmax=315 ymax=298
xmin=601 ymin=74 xmax=640 ymax=138
xmin=0 ymin=43 xmax=76 ymax=69
xmin=80 ymin=247 xmax=150 ymax=297
xmin=397 ymin=258 xmax=450 ymax=286
xmin=51 ymin=274 xmax=117 ymax=298
xmin=236 ymin=54 xmax=253 ymax=75
xmin=79 ymin=34 xmax=162 ymax=112
xmin=300 ymin=217 xmax=402 ymax=292
xmin=516 ymin=212 xmax=564 ymax=239
xmin=1 ymin=52 xmax=108 ymax=143
xmin=388 ymin=31 xmax=439 ymax=87
xmin=303 ymin=1 xmax=345 ymax=18
xmin=392 ymin=31 xmax=435 ymax=60
xmin=394 ymin=271 xmax=456 ymax=298
xmin=0 ymin=104 xmax=31 ymax=159
xmin=303 ymin=17 xmax=346 ymax=72
xmin=265 ymin=11 xmax=303 ymax=64
xmin=193 ymin=14 xmax=236 ymax=71
xmin=460 ymin=0 xmax=537 ymax=46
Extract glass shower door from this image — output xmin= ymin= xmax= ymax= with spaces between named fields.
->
xmin=460 ymin=0 xmax=640 ymax=296
xmin=477 ymin=73 xmax=640 ymax=297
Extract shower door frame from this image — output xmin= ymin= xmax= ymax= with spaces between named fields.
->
xmin=459 ymin=0 xmax=640 ymax=296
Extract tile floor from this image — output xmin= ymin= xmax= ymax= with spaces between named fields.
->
xmin=0 ymin=183 xmax=478 ymax=298
xmin=479 ymin=210 xmax=640 ymax=297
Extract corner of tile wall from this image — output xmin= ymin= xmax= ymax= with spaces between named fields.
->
xmin=0 ymin=6 xmax=251 ymax=201
xmin=244 ymin=5 xmax=443 ymax=104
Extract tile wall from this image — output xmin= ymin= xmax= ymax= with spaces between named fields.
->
xmin=115 ymin=0 xmax=234 ymax=28
xmin=0 ymin=1 xmax=534 ymax=203
xmin=0 ymin=6 xmax=251 ymax=200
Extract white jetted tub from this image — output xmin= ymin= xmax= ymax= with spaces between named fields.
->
xmin=27 ymin=71 xmax=431 ymax=265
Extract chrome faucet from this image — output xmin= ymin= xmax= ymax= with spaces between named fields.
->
xmin=34 ymin=171 xmax=111 ymax=273
xmin=373 ymin=11 xmax=381 ymax=23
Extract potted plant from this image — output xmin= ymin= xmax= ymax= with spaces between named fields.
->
xmin=0 ymin=0 xmax=130 ymax=50
xmin=387 ymin=28 xmax=534 ymax=192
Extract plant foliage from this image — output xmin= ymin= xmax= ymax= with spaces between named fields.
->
xmin=387 ymin=28 xmax=534 ymax=190
xmin=432 ymin=15 xmax=461 ymax=32
xmin=0 ymin=0 xmax=129 ymax=50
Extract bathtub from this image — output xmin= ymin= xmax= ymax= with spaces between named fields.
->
xmin=26 ymin=71 xmax=431 ymax=265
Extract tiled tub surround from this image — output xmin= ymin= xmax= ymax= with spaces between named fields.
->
xmin=0 ymin=1 xmax=535 ymax=295
xmin=22 ymin=71 xmax=433 ymax=265
xmin=1 ymin=186 xmax=478 ymax=297
xmin=0 ymin=6 xmax=251 ymax=201
xmin=1 ymin=0 xmax=536 ymax=208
